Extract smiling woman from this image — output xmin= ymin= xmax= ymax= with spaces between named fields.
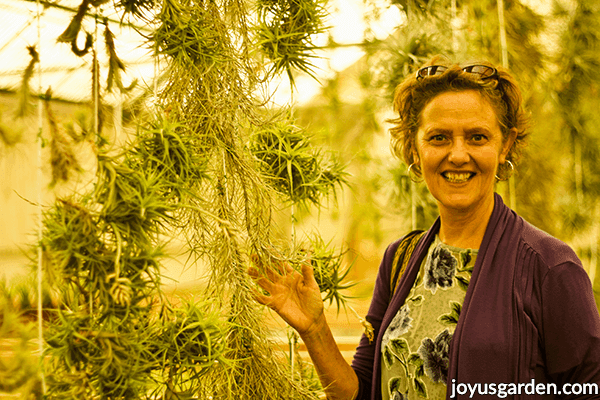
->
xmin=250 ymin=56 xmax=600 ymax=400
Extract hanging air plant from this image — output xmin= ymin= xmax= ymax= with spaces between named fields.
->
xmin=297 ymin=235 xmax=355 ymax=310
xmin=57 ymin=0 xmax=95 ymax=57
xmin=38 ymin=0 xmax=352 ymax=398
xmin=104 ymin=18 xmax=136 ymax=93
xmin=154 ymin=0 xmax=227 ymax=68
xmin=16 ymin=45 xmax=39 ymax=118
xmin=250 ymin=118 xmax=347 ymax=208
xmin=153 ymin=300 xmax=228 ymax=398
xmin=130 ymin=114 xmax=209 ymax=203
xmin=44 ymin=91 xmax=82 ymax=187
xmin=41 ymin=144 xmax=226 ymax=398
xmin=257 ymin=0 xmax=329 ymax=83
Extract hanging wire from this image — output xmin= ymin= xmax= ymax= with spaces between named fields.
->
xmin=496 ymin=0 xmax=517 ymax=211
xmin=154 ymin=40 xmax=158 ymax=105
xmin=35 ymin=0 xmax=47 ymax=394
xmin=289 ymin=202 xmax=296 ymax=383
xmin=94 ymin=13 xmax=99 ymax=138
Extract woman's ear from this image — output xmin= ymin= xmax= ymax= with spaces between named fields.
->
xmin=499 ymin=128 xmax=518 ymax=163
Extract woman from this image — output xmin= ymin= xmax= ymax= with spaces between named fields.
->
xmin=249 ymin=59 xmax=600 ymax=400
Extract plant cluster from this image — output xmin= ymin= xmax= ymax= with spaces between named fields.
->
xmin=299 ymin=236 xmax=355 ymax=310
xmin=250 ymin=119 xmax=347 ymax=209
xmin=257 ymin=0 xmax=329 ymax=83
xmin=41 ymin=124 xmax=230 ymax=398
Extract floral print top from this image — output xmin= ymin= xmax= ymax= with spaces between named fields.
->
xmin=381 ymin=235 xmax=477 ymax=400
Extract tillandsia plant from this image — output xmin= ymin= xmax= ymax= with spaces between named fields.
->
xmin=250 ymin=117 xmax=348 ymax=209
xmin=44 ymin=90 xmax=82 ymax=188
xmin=257 ymin=0 xmax=329 ymax=84
xmin=41 ymin=156 xmax=170 ymax=398
xmin=299 ymin=235 xmax=356 ymax=310
xmin=151 ymin=0 xmax=341 ymax=397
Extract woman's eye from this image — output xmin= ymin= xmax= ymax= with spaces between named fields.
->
xmin=431 ymin=135 xmax=446 ymax=142
xmin=472 ymin=134 xmax=487 ymax=142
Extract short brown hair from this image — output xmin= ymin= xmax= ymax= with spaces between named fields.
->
xmin=388 ymin=56 xmax=529 ymax=179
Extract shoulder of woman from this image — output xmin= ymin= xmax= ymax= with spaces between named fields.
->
xmin=518 ymin=218 xmax=581 ymax=270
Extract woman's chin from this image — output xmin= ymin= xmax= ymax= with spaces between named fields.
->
xmin=435 ymin=193 xmax=493 ymax=215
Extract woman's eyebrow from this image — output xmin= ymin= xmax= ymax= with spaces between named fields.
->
xmin=424 ymin=128 xmax=452 ymax=135
xmin=464 ymin=127 xmax=491 ymax=134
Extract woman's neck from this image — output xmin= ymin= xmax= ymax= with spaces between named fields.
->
xmin=437 ymin=195 xmax=495 ymax=249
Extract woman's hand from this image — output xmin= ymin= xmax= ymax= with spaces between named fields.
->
xmin=249 ymin=254 xmax=360 ymax=400
xmin=248 ymin=255 xmax=324 ymax=336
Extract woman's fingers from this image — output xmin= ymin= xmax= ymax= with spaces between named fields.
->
xmin=249 ymin=285 xmax=272 ymax=306
xmin=300 ymin=251 xmax=316 ymax=285
xmin=251 ymin=254 xmax=287 ymax=280
xmin=248 ymin=266 xmax=276 ymax=293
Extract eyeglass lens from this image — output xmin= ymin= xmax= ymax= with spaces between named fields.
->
xmin=419 ymin=65 xmax=447 ymax=78
xmin=461 ymin=65 xmax=495 ymax=78
xmin=417 ymin=65 xmax=496 ymax=79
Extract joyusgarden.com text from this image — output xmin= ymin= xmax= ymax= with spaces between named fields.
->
xmin=449 ymin=379 xmax=599 ymax=398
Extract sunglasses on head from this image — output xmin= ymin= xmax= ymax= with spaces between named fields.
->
xmin=415 ymin=65 xmax=498 ymax=80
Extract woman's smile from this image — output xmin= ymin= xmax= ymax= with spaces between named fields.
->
xmin=441 ymin=171 xmax=475 ymax=183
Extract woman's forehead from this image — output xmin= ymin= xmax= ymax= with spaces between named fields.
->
xmin=419 ymin=90 xmax=499 ymax=129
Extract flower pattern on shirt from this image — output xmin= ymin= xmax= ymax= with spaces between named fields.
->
xmin=391 ymin=390 xmax=406 ymax=400
xmin=417 ymin=329 xmax=452 ymax=383
xmin=424 ymin=245 xmax=457 ymax=294
xmin=382 ymin=304 xmax=412 ymax=349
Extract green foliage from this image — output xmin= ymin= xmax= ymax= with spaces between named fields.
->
xmin=41 ymin=125 xmax=233 ymax=398
xmin=130 ymin=115 xmax=210 ymax=203
xmin=257 ymin=0 xmax=329 ymax=84
xmin=250 ymin=117 xmax=347 ymax=209
xmin=372 ymin=29 xmax=444 ymax=102
xmin=17 ymin=45 xmax=39 ymax=118
xmin=104 ymin=18 xmax=136 ymax=93
xmin=155 ymin=0 xmax=230 ymax=68
xmin=302 ymin=236 xmax=355 ymax=310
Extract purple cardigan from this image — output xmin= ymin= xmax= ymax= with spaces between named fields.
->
xmin=351 ymin=194 xmax=600 ymax=399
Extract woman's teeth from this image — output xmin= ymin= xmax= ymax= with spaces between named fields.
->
xmin=443 ymin=172 xmax=473 ymax=183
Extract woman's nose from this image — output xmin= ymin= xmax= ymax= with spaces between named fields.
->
xmin=448 ymin=138 xmax=469 ymax=165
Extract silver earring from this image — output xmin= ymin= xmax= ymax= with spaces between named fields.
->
xmin=407 ymin=163 xmax=423 ymax=183
xmin=495 ymin=160 xmax=515 ymax=181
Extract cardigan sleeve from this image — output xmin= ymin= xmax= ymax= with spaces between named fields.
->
xmin=351 ymin=239 xmax=401 ymax=400
xmin=541 ymin=261 xmax=600 ymax=399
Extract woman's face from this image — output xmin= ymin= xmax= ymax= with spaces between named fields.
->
xmin=414 ymin=90 xmax=515 ymax=214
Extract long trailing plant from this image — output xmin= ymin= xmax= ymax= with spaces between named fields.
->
xmin=31 ymin=0 xmax=355 ymax=399
xmin=152 ymin=0 xmax=328 ymax=397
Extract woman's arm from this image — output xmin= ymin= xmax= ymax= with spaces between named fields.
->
xmin=249 ymin=257 xmax=359 ymax=399
xmin=300 ymin=313 xmax=359 ymax=400
xmin=542 ymin=262 xmax=600 ymax=399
